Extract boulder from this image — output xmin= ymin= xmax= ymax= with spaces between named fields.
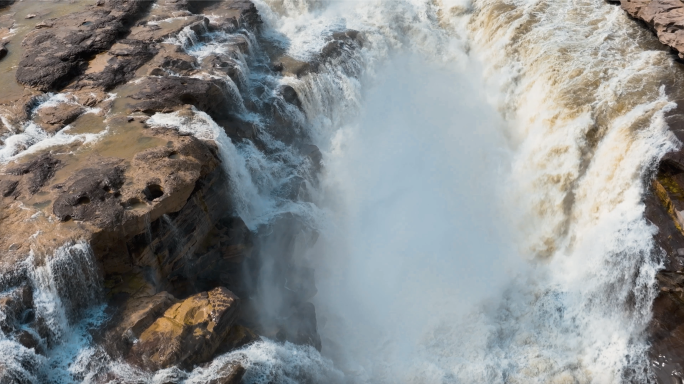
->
xmin=128 ymin=76 xmax=234 ymax=119
xmin=202 ymin=0 xmax=261 ymax=32
xmin=207 ymin=363 xmax=246 ymax=384
xmin=114 ymin=292 xmax=177 ymax=344
xmin=128 ymin=287 xmax=240 ymax=370
xmin=218 ymin=324 xmax=259 ymax=353
xmin=34 ymin=103 xmax=85 ymax=133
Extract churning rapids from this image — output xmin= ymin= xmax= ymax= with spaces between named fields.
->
xmin=2 ymin=0 xmax=684 ymax=382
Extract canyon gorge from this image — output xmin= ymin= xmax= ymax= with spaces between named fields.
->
xmin=1 ymin=0 xmax=684 ymax=382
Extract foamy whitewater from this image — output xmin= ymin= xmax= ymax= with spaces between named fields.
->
xmin=1 ymin=0 xmax=682 ymax=382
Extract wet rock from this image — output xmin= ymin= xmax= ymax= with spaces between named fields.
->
xmin=0 ymin=92 xmax=48 ymax=131
xmin=128 ymin=16 xmax=207 ymax=43
xmin=128 ymin=287 xmax=240 ymax=370
xmin=75 ymin=40 xmax=156 ymax=91
xmin=620 ymin=0 xmax=684 ymax=57
xmin=216 ymin=324 xmax=259 ymax=353
xmin=0 ymin=284 xmax=32 ymax=333
xmin=274 ymin=30 xmax=363 ymax=78
xmin=0 ymin=0 xmax=14 ymax=10
xmin=279 ymin=85 xmax=301 ymax=109
xmin=0 ymin=180 xmax=18 ymax=197
xmin=5 ymin=153 xmax=62 ymax=196
xmin=72 ymin=16 xmax=210 ymax=90
xmin=103 ymin=291 xmax=178 ymax=355
xmin=207 ymin=363 xmax=246 ymax=384
xmin=201 ymin=53 xmax=244 ymax=84
xmin=16 ymin=0 xmax=151 ymax=90
xmin=202 ymin=0 xmax=261 ymax=32
xmin=643 ymin=157 xmax=684 ymax=381
xmin=34 ymin=103 xmax=85 ymax=133
xmin=147 ymin=43 xmax=197 ymax=76
xmin=15 ymin=330 xmax=41 ymax=353
xmin=0 ymin=43 xmax=7 ymax=61
xmin=52 ymin=158 xmax=127 ymax=226
xmin=120 ymin=165 xmax=250 ymax=297
xmin=276 ymin=302 xmax=321 ymax=351
xmin=128 ymin=76 xmax=234 ymax=120
xmin=51 ymin=128 xmax=218 ymax=234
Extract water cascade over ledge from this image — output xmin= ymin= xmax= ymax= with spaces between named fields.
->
xmin=0 ymin=0 xmax=683 ymax=382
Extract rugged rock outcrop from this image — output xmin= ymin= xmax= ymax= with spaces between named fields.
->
xmin=16 ymin=0 xmax=151 ymax=91
xmin=128 ymin=76 xmax=235 ymax=119
xmin=619 ymin=0 xmax=684 ymax=57
xmin=129 ymin=287 xmax=240 ymax=370
xmin=0 ymin=0 xmax=346 ymax=379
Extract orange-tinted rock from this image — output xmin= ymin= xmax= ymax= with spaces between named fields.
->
xmin=128 ymin=287 xmax=240 ymax=370
xmin=114 ymin=292 xmax=178 ymax=344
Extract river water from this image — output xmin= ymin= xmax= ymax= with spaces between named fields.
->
xmin=221 ymin=0 xmax=683 ymax=382
xmin=1 ymin=0 xmax=683 ymax=382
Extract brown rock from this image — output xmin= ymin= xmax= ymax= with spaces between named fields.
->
xmin=16 ymin=0 xmax=151 ymax=91
xmin=620 ymin=0 xmax=684 ymax=56
xmin=128 ymin=16 xmax=207 ymax=43
xmin=34 ymin=103 xmax=85 ymax=133
xmin=128 ymin=287 xmax=240 ymax=370
xmin=216 ymin=324 xmax=259 ymax=354
xmin=52 ymin=158 xmax=127 ymax=225
xmin=202 ymin=0 xmax=261 ymax=32
xmin=115 ymin=292 xmax=177 ymax=344
xmin=147 ymin=43 xmax=197 ymax=76
xmin=4 ymin=153 xmax=62 ymax=196
xmin=128 ymin=76 xmax=234 ymax=120
xmin=207 ymin=363 xmax=246 ymax=384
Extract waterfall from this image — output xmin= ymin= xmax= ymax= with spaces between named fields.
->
xmin=0 ymin=241 xmax=106 ymax=383
xmin=196 ymin=0 xmax=679 ymax=382
xmin=1 ymin=0 xmax=681 ymax=381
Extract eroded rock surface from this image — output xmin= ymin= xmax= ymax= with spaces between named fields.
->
xmin=620 ymin=0 xmax=684 ymax=57
xmin=0 ymin=0 xmax=336 ymax=379
xmin=128 ymin=287 xmax=240 ymax=370
xmin=16 ymin=0 xmax=151 ymax=91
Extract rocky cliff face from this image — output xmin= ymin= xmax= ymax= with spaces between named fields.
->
xmin=0 ymin=0 xmax=362 ymax=381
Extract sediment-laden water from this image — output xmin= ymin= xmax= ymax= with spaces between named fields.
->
xmin=1 ymin=0 xmax=683 ymax=382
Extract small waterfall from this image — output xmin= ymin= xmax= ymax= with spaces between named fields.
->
xmin=0 ymin=241 xmax=105 ymax=383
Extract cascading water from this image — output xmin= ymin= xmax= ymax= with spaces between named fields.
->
xmin=195 ymin=0 xmax=682 ymax=382
xmin=2 ymin=0 xmax=683 ymax=381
